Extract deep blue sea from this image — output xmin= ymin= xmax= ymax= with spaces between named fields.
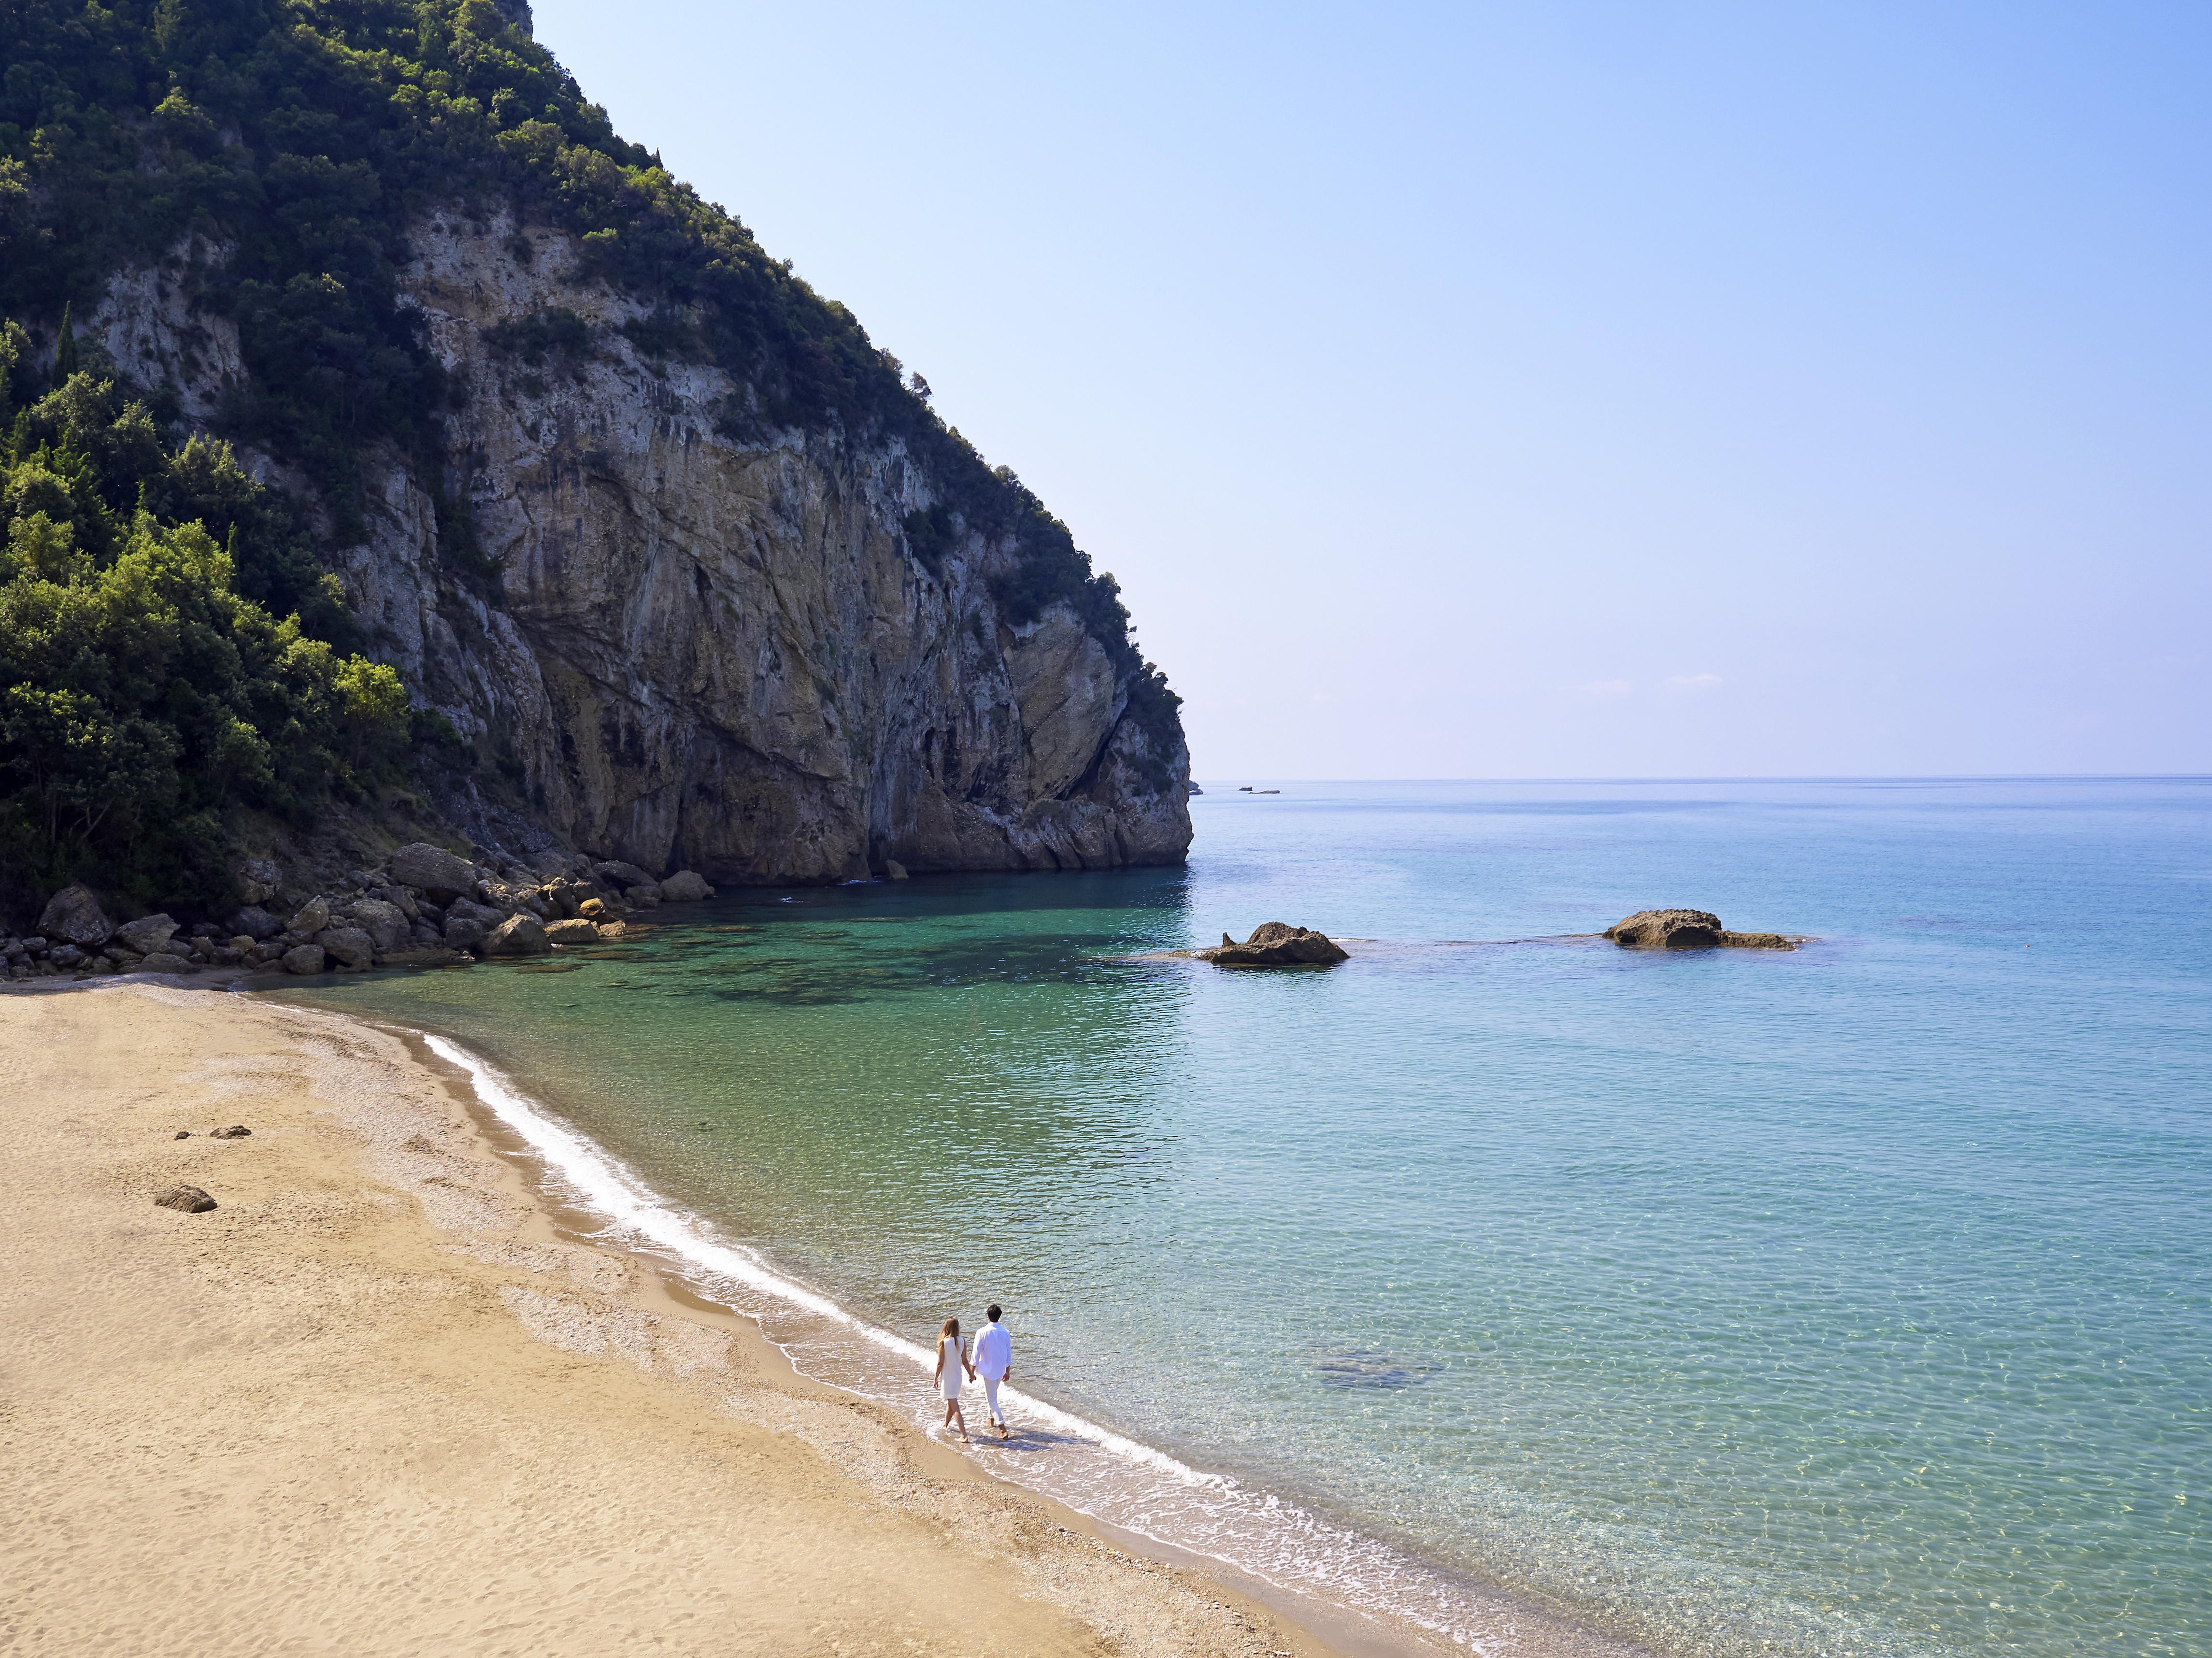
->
xmin=282 ymin=778 xmax=2212 ymax=1657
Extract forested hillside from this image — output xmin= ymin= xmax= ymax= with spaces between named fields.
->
xmin=0 ymin=0 xmax=1188 ymax=929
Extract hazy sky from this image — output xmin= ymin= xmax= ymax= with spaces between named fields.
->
xmin=532 ymin=1 xmax=2208 ymax=778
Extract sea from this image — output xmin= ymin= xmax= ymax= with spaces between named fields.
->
xmin=273 ymin=777 xmax=2211 ymax=1658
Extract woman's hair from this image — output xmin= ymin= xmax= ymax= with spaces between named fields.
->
xmin=940 ymin=1316 xmax=961 ymax=1340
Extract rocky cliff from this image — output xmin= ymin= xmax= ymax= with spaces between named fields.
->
xmin=4 ymin=0 xmax=1190 ymax=895
xmin=83 ymin=210 xmax=1189 ymax=885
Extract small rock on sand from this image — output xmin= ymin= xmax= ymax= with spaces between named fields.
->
xmin=154 ymin=1185 xmax=217 ymax=1214
xmin=210 ymin=1125 xmax=251 ymax=1139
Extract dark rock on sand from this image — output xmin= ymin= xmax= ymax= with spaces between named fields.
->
xmin=39 ymin=884 xmax=113 ymax=948
xmin=1604 ymin=909 xmax=1797 ymax=950
xmin=1199 ymin=922 xmax=1351 ymax=967
xmin=210 ymin=1125 xmax=251 ymax=1139
xmin=154 ymin=1185 xmax=217 ymax=1214
xmin=175 ymin=1130 xmax=191 ymax=1140
xmin=113 ymin=914 xmax=180 ymax=956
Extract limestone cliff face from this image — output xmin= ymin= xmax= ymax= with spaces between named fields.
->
xmin=90 ymin=214 xmax=1191 ymax=884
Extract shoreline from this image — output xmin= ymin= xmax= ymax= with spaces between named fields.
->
xmin=379 ymin=1014 xmax=1646 ymax=1658
xmin=0 ymin=980 xmax=1429 ymax=1657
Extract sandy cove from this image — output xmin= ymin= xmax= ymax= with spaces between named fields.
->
xmin=0 ymin=983 xmax=1357 ymax=1658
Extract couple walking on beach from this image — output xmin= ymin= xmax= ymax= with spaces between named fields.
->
xmin=934 ymin=1304 xmax=1013 ymax=1443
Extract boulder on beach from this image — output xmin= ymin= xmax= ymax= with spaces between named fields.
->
xmin=113 ymin=914 xmax=179 ymax=956
xmin=442 ymin=915 xmax=488 ymax=952
xmin=544 ymin=917 xmax=599 ymax=944
xmin=135 ymin=951 xmax=198 ymax=975
xmin=154 ymin=1185 xmax=217 ymax=1214
xmin=481 ymin=912 xmax=551 ymax=956
xmin=281 ymin=943 xmax=327 ymax=975
xmin=389 ymin=842 xmax=479 ymax=904
xmin=316 ymin=927 xmax=376 ymax=969
xmin=1603 ymin=909 xmax=1798 ymax=951
xmin=348 ymin=899 xmax=412 ymax=954
xmin=38 ymin=884 xmax=113 ymax=948
xmin=228 ymin=905 xmax=282 ymax=941
xmin=594 ymin=859 xmax=657 ymax=891
xmin=288 ymin=895 xmax=330 ymax=934
xmin=1199 ymin=922 xmax=1351 ymax=967
xmin=657 ymin=869 xmax=715 ymax=902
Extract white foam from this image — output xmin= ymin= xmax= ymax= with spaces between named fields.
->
xmin=422 ymin=1032 xmax=1219 ymax=1486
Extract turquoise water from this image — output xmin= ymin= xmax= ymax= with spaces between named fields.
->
xmin=280 ymin=778 xmax=2210 ymax=1656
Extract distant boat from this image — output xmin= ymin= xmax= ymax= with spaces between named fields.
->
xmin=1239 ymin=786 xmax=1254 ymax=792
xmin=1258 ymin=789 xmax=1280 ymax=794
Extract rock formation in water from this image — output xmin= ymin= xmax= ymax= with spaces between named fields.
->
xmin=1199 ymin=923 xmax=1351 ymax=967
xmin=1604 ymin=910 xmax=1797 ymax=950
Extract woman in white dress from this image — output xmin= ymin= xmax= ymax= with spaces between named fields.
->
xmin=933 ymin=1315 xmax=976 ymax=1442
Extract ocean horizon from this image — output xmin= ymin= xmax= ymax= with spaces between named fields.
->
xmin=276 ymin=775 xmax=2212 ymax=1657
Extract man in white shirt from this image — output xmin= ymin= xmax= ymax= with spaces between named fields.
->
xmin=971 ymin=1304 xmax=1013 ymax=1439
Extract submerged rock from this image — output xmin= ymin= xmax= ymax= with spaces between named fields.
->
xmin=1604 ymin=909 xmax=1797 ymax=950
xmin=1199 ymin=922 xmax=1350 ymax=967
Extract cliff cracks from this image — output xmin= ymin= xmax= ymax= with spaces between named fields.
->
xmin=88 ymin=214 xmax=1192 ymax=884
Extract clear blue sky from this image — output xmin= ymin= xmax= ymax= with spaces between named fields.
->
xmin=533 ymin=0 xmax=2209 ymax=779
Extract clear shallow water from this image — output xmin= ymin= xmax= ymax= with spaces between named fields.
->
xmin=279 ymin=778 xmax=2211 ymax=1657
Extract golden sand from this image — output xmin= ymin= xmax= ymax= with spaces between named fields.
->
xmin=0 ymin=984 xmax=1345 ymax=1657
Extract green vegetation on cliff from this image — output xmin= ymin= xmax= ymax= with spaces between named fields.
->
xmin=0 ymin=0 xmax=1184 ymax=915
xmin=0 ymin=0 xmax=1179 ymax=725
xmin=0 ymin=325 xmax=409 ymax=915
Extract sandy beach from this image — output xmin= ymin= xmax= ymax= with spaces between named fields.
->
xmin=0 ymin=983 xmax=1343 ymax=1658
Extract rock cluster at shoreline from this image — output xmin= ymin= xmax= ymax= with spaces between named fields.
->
xmin=1 ymin=844 xmax=717 ymax=984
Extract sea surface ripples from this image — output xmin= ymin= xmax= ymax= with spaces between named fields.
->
xmin=279 ymin=778 xmax=2211 ymax=1657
